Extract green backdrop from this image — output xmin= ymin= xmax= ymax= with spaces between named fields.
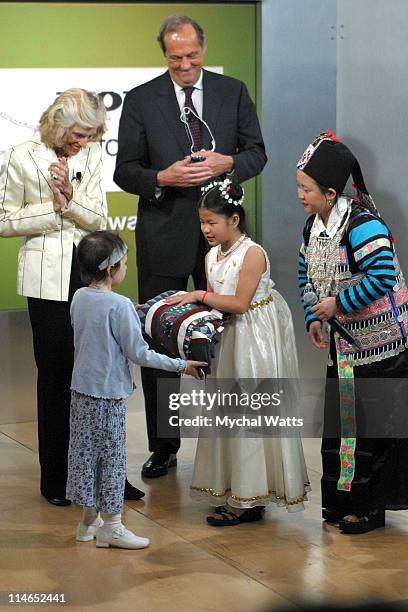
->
xmin=0 ymin=2 xmax=257 ymax=310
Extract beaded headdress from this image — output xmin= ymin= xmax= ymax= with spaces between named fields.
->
xmin=297 ymin=130 xmax=378 ymax=216
xmin=200 ymin=178 xmax=244 ymax=207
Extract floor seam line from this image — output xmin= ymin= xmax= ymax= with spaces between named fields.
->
xmin=0 ymin=430 xmax=36 ymax=453
xmin=123 ymin=504 xmax=298 ymax=606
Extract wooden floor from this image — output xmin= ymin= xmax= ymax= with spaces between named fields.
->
xmin=2 ymin=411 xmax=408 ymax=611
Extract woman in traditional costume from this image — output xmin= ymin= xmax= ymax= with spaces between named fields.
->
xmin=297 ymin=131 xmax=408 ymax=533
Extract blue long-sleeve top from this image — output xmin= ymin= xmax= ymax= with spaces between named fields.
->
xmin=71 ymin=287 xmax=186 ymax=399
xmin=298 ymin=206 xmax=397 ymax=330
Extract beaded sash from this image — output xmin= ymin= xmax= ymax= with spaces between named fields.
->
xmin=336 ymin=349 xmax=356 ymax=492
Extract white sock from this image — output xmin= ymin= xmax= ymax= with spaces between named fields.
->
xmin=101 ymin=512 xmax=122 ymax=532
xmin=81 ymin=506 xmax=100 ymax=527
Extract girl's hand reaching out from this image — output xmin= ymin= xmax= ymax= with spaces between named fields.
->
xmin=185 ymin=361 xmax=208 ymax=379
xmin=165 ymin=290 xmax=204 ymax=307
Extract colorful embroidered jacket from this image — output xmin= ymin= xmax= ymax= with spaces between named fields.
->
xmin=298 ymin=205 xmax=408 ymax=365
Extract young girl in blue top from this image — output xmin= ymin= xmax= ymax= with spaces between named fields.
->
xmin=66 ymin=231 xmax=205 ymax=549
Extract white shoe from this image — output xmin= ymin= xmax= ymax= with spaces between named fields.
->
xmin=95 ymin=525 xmax=150 ymax=549
xmin=76 ymin=517 xmax=104 ymax=542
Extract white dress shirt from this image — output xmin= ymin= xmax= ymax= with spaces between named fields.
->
xmin=171 ymin=71 xmax=204 ymax=117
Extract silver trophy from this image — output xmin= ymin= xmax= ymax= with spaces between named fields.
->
xmin=180 ymin=106 xmax=216 ymax=156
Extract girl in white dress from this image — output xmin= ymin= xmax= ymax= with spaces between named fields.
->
xmin=166 ymin=179 xmax=309 ymax=525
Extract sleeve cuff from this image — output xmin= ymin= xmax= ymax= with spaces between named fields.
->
xmin=306 ymin=317 xmax=320 ymax=332
xmin=176 ymin=359 xmax=187 ymax=374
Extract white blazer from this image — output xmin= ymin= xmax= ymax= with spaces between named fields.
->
xmin=0 ymin=138 xmax=107 ymax=301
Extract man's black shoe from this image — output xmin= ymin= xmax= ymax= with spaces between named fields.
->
xmin=44 ymin=496 xmax=71 ymax=507
xmin=141 ymin=453 xmax=177 ymax=478
xmin=124 ymin=479 xmax=145 ymax=500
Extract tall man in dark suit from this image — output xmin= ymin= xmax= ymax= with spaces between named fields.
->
xmin=114 ymin=14 xmax=267 ymax=478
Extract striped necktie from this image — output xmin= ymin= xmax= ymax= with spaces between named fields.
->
xmin=183 ymin=87 xmax=201 ymax=152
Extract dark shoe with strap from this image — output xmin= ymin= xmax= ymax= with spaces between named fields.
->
xmin=124 ymin=479 xmax=145 ymax=500
xmin=322 ymin=508 xmax=342 ymax=523
xmin=141 ymin=452 xmax=177 ymax=478
xmin=339 ymin=508 xmax=385 ymax=534
xmin=44 ymin=496 xmax=71 ymax=507
xmin=206 ymin=505 xmax=265 ymax=527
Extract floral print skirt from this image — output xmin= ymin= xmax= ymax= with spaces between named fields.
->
xmin=66 ymin=390 xmax=126 ymax=513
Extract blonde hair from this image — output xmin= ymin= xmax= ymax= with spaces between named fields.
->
xmin=39 ymin=88 xmax=107 ymax=149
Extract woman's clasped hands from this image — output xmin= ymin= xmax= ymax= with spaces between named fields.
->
xmin=49 ymin=157 xmax=73 ymax=212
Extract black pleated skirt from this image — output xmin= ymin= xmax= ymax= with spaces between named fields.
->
xmin=321 ymin=335 xmax=408 ymax=515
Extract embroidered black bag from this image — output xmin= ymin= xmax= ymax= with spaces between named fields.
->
xmin=138 ymin=290 xmax=227 ymax=374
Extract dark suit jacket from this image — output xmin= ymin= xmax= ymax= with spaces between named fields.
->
xmin=114 ymin=69 xmax=267 ymax=277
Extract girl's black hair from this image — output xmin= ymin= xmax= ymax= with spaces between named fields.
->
xmin=76 ymin=230 xmax=126 ymax=285
xmin=198 ymin=179 xmax=248 ymax=234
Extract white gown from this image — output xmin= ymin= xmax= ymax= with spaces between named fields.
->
xmin=190 ymin=238 xmax=310 ymax=511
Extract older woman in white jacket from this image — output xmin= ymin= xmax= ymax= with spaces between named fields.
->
xmin=0 ymin=89 xmax=107 ymax=505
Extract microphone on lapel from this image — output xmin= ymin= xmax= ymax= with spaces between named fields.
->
xmin=72 ymin=171 xmax=82 ymax=183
